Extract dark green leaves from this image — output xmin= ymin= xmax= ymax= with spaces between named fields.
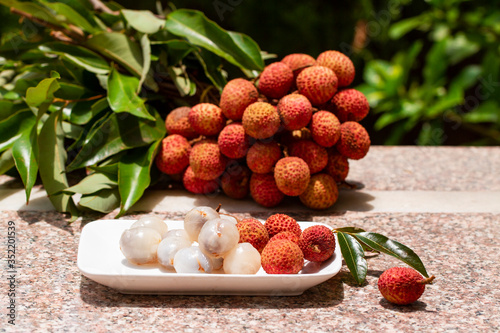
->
xmin=39 ymin=43 xmax=110 ymax=74
xmin=12 ymin=126 xmax=38 ymax=203
xmin=337 ymin=232 xmax=367 ymax=285
xmin=121 ymin=9 xmax=165 ymax=34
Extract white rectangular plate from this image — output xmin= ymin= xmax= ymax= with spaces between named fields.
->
xmin=77 ymin=220 xmax=342 ymax=296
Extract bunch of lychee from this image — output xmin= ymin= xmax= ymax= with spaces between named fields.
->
xmin=156 ymin=50 xmax=371 ymax=209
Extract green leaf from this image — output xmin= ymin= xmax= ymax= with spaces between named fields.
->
xmin=117 ymin=140 xmax=160 ymax=217
xmin=61 ymin=121 xmax=83 ymax=140
xmin=0 ymin=110 xmax=35 ymax=152
xmin=138 ymin=33 xmax=152 ymax=93
xmin=64 ymin=172 xmax=117 ymax=195
xmin=389 ymin=15 xmax=427 ymax=39
xmin=154 ymin=40 xmax=197 ymax=65
xmin=12 ymin=125 xmax=38 ymax=203
xmin=107 ymin=68 xmax=154 ymax=120
xmin=65 ymin=97 xmax=109 ymax=125
xmin=463 ymin=100 xmax=500 ymax=123
xmin=26 ymin=75 xmax=60 ymax=107
xmin=337 ymin=232 xmax=367 ymax=285
xmin=42 ymin=1 xmax=98 ymax=33
xmin=79 ymin=188 xmax=120 ymax=213
xmin=334 ymin=227 xmax=366 ymax=233
xmin=121 ymin=9 xmax=165 ymax=34
xmin=354 ymin=232 xmax=429 ymax=278
xmin=167 ymin=66 xmax=196 ymax=97
xmin=39 ymin=42 xmax=110 ymax=74
xmin=424 ymin=39 xmax=447 ymax=86
xmin=165 ymin=9 xmax=263 ymax=71
xmin=195 ymin=48 xmax=227 ymax=91
xmin=0 ymin=0 xmax=62 ymax=27
xmin=0 ymin=149 xmax=15 ymax=175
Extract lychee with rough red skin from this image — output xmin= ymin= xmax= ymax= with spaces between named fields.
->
xmin=236 ymin=218 xmax=269 ymax=253
xmin=336 ymin=121 xmax=370 ymax=160
xmin=331 ymin=89 xmax=370 ymax=122
xmin=265 ymin=213 xmax=301 ymax=238
xmin=165 ymin=106 xmax=198 ymax=139
xmin=220 ymin=78 xmax=259 ymax=120
xmin=325 ymin=148 xmax=349 ymax=182
xmin=378 ymin=267 xmax=436 ymax=305
xmin=220 ymin=164 xmax=251 ymax=199
xmin=155 ymin=134 xmax=191 ymax=175
xmin=242 ymin=102 xmax=281 ymax=139
xmin=298 ymin=225 xmax=336 ymax=262
xmin=217 ymin=122 xmax=250 ymax=159
xmin=316 ymin=50 xmax=355 ymax=87
xmin=277 ymin=94 xmax=313 ymax=131
xmin=258 ymin=62 xmax=294 ymax=99
xmin=268 ymin=231 xmax=300 ymax=244
xmin=274 ymin=157 xmax=310 ymax=196
xmin=189 ymin=139 xmax=227 ymax=180
xmin=261 ymin=239 xmax=304 ymax=274
xmin=288 ymin=140 xmax=328 ymax=174
xmin=249 ymin=173 xmax=285 ymax=208
xmin=281 ymin=53 xmax=316 ymax=77
xmin=310 ymin=111 xmax=341 ymax=148
xmin=296 ymin=66 xmax=338 ymax=105
xmin=299 ymin=173 xmax=338 ymax=210
xmin=188 ymin=103 xmax=226 ymax=136
xmin=246 ymin=141 xmax=282 ymax=174
xmin=182 ymin=166 xmax=220 ymax=194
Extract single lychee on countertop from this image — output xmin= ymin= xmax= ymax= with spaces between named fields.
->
xmin=378 ymin=267 xmax=436 ymax=305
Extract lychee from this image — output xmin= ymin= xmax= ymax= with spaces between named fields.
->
xmin=331 ymin=89 xmax=370 ymax=122
xmin=274 ymin=157 xmax=310 ymax=196
xmin=189 ymin=139 xmax=227 ymax=180
xmin=236 ymin=218 xmax=269 ymax=253
xmin=261 ymin=239 xmax=304 ymax=274
xmin=288 ymin=140 xmax=328 ymax=174
xmin=325 ymin=148 xmax=349 ymax=182
xmin=281 ymin=53 xmax=316 ymax=77
xmin=182 ymin=166 xmax=220 ymax=194
xmin=188 ymin=103 xmax=226 ymax=136
xmin=155 ymin=134 xmax=191 ymax=175
xmin=242 ymin=102 xmax=281 ymax=139
xmin=299 ymin=173 xmax=338 ymax=210
xmin=378 ymin=267 xmax=435 ymax=305
xmin=246 ymin=140 xmax=282 ymax=174
xmin=165 ymin=106 xmax=198 ymax=139
xmin=296 ymin=66 xmax=338 ymax=105
xmin=277 ymin=94 xmax=313 ymax=131
xmin=220 ymin=164 xmax=251 ymax=199
xmin=268 ymin=231 xmax=300 ymax=244
xmin=298 ymin=225 xmax=336 ymax=262
xmin=316 ymin=50 xmax=355 ymax=87
xmin=249 ymin=173 xmax=285 ymax=208
xmin=220 ymin=78 xmax=259 ymax=120
xmin=309 ymin=111 xmax=341 ymax=148
xmin=336 ymin=121 xmax=370 ymax=160
xmin=258 ymin=62 xmax=294 ymax=99
xmin=265 ymin=213 xmax=301 ymax=238
xmin=217 ymin=122 xmax=250 ymax=159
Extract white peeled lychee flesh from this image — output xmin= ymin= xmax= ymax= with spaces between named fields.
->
xmin=173 ymin=246 xmax=213 ymax=273
xmin=163 ymin=229 xmax=190 ymax=241
xmin=219 ymin=213 xmax=239 ymax=225
xmin=130 ymin=215 xmax=168 ymax=238
xmin=223 ymin=243 xmax=261 ymax=274
xmin=197 ymin=218 xmax=239 ymax=258
xmin=119 ymin=227 xmax=162 ymax=265
xmin=184 ymin=206 xmax=220 ymax=242
xmin=157 ymin=236 xmax=192 ymax=269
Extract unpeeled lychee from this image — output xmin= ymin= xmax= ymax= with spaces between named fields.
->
xmin=265 ymin=213 xmax=301 ymax=238
xmin=309 ymin=111 xmax=341 ymax=147
xmin=288 ymin=140 xmax=328 ymax=174
xmin=378 ymin=267 xmax=435 ymax=305
xmin=189 ymin=139 xmax=227 ymax=180
xmin=281 ymin=53 xmax=316 ymax=77
xmin=336 ymin=121 xmax=370 ymax=160
xmin=277 ymin=94 xmax=313 ymax=131
xmin=217 ymin=122 xmax=250 ymax=159
xmin=236 ymin=218 xmax=269 ymax=253
xmin=220 ymin=164 xmax=251 ymax=199
xmin=268 ymin=231 xmax=300 ymax=244
xmin=155 ymin=134 xmax=191 ymax=175
xmin=325 ymin=148 xmax=349 ymax=182
xmin=182 ymin=166 xmax=219 ymax=194
xmin=188 ymin=103 xmax=226 ymax=136
xmin=316 ymin=50 xmax=355 ymax=87
xmin=220 ymin=78 xmax=259 ymax=120
xmin=296 ymin=66 xmax=338 ymax=105
xmin=331 ymin=89 xmax=370 ymax=122
xmin=261 ymin=239 xmax=304 ymax=274
xmin=165 ymin=106 xmax=198 ymax=139
xmin=258 ymin=62 xmax=294 ymax=99
xmin=274 ymin=157 xmax=310 ymax=196
xmin=242 ymin=102 xmax=281 ymax=139
xmin=298 ymin=225 xmax=336 ymax=262
xmin=299 ymin=173 xmax=338 ymax=210
xmin=246 ymin=141 xmax=282 ymax=174
xmin=249 ymin=173 xmax=285 ymax=208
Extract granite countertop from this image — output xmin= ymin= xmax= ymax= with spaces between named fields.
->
xmin=1 ymin=146 xmax=499 ymax=332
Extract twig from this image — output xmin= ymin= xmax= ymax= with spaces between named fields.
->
xmin=88 ymin=0 xmax=119 ymax=15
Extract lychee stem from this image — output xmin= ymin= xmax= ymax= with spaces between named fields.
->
xmin=215 ymin=203 xmax=222 ymax=212
xmin=311 ymin=244 xmax=321 ymax=253
xmin=417 ymin=275 xmax=436 ymax=285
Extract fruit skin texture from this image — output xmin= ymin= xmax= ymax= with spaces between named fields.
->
xmin=188 ymin=103 xmax=226 ymax=136
xmin=220 ymin=78 xmax=259 ymax=120
xmin=299 ymin=173 xmax=338 ymax=210
xmin=331 ymin=89 xmax=370 ymax=122
xmin=289 ymin=140 xmax=328 ymax=174
xmin=281 ymin=53 xmax=316 ymax=77
xmin=265 ymin=213 xmax=302 ymax=238
xmin=325 ymin=148 xmax=349 ymax=182
xmin=298 ymin=225 xmax=336 ymax=262
xmin=268 ymin=231 xmax=300 ymax=244
xmin=165 ymin=106 xmax=198 ymax=139
xmin=296 ymin=66 xmax=338 ymax=105
xmin=336 ymin=121 xmax=371 ymax=160
xmin=236 ymin=218 xmax=270 ymax=253
xmin=274 ymin=157 xmax=311 ymax=196
xmin=249 ymin=173 xmax=285 ymax=208
xmin=316 ymin=50 xmax=355 ymax=87
xmin=217 ymin=122 xmax=250 ymax=159
xmin=189 ymin=139 xmax=227 ymax=180
xmin=261 ymin=239 xmax=304 ymax=274
xmin=310 ymin=111 xmax=341 ymax=148
xmin=182 ymin=166 xmax=219 ymax=194
xmin=155 ymin=134 xmax=191 ymax=175
xmin=242 ymin=102 xmax=281 ymax=139
xmin=277 ymin=94 xmax=313 ymax=131
xmin=258 ymin=62 xmax=294 ymax=99
xmin=378 ymin=267 xmax=435 ymax=305
xmin=246 ymin=141 xmax=282 ymax=174
xmin=220 ymin=164 xmax=251 ymax=199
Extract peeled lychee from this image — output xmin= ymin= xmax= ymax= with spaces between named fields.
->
xmin=261 ymin=239 xmax=304 ymax=274
xmin=182 ymin=166 xmax=220 ymax=194
xmin=220 ymin=164 xmax=251 ymax=199
xmin=309 ymin=111 xmax=341 ymax=147
xmin=188 ymin=103 xmax=226 ymax=136
xmin=331 ymin=89 xmax=370 ymax=122
xmin=316 ymin=50 xmax=355 ymax=87
xmin=220 ymin=78 xmax=259 ymax=120
xmin=296 ymin=66 xmax=338 ymax=105
xmin=268 ymin=231 xmax=300 ymax=244
xmin=336 ymin=121 xmax=370 ymax=160
xmin=281 ymin=53 xmax=316 ymax=77
xmin=217 ymin=122 xmax=250 ymax=159
xmin=189 ymin=139 xmax=227 ymax=180
xmin=274 ymin=157 xmax=310 ymax=196
xmin=155 ymin=134 xmax=191 ymax=175
xmin=298 ymin=225 xmax=336 ymax=262
xmin=277 ymin=94 xmax=313 ymax=131
xmin=236 ymin=218 xmax=269 ymax=253
xmin=246 ymin=141 xmax=282 ymax=174
xmin=265 ymin=213 xmax=301 ymax=238
xmin=299 ymin=173 xmax=338 ymax=210
xmin=378 ymin=267 xmax=435 ymax=305
xmin=258 ymin=62 xmax=294 ymax=99
xmin=165 ymin=106 xmax=198 ymax=139
xmin=249 ymin=173 xmax=285 ymax=208
xmin=242 ymin=102 xmax=281 ymax=139
xmin=288 ymin=140 xmax=328 ymax=174
xmin=325 ymin=148 xmax=349 ymax=182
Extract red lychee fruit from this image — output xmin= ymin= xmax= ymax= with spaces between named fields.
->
xmin=281 ymin=53 xmax=316 ymax=77
xmin=298 ymin=225 xmax=336 ymax=262
xmin=265 ymin=213 xmax=301 ymax=238
xmin=220 ymin=78 xmax=259 ymax=120
xmin=336 ymin=121 xmax=370 ymax=160
xmin=246 ymin=140 xmax=282 ymax=174
xmin=258 ymin=62 xmax=294 ymax=99
xmin=165 ymin=106 xmax=198 ymax=139
xmin=331 ymin=89 xmax=370 ymax=122
xmin=261 ymin=239 xmax=304 ymax=274
xmin=316 ymin=50 xmax=355 ymax=87
xmin=217 ymin=122 xmax=250 ymax=159
xmin=299 ymin=173 xmax=338 ymax=210
xmin=325 ymin=148 xmax=349 ymax=182
xmin=189 ymin=139 xmax=227 ymax=180
xmin=378 ymin=267 xmax=436 ymax=305
xmin=182 ymin=166 xmax=220 ymax=194
xmin=242 ymin=102 xmax=281 ymax=139
xmin=155 ymin=134 xmax=191 ymax=175
xmin=296 ymin=66 xmax=338 ymax=105
xmin=268 ymin=231 xmax=300 ymax=244
xmin=309 ymin=111 xmax=341 ymax=148
xmin=236 ymin=218 xmax=269 ymax=253
xmin=220 ymin=164 xmax=251 ymax=199
xmin=277 ymin=93 xmax=313 ymax=131
xmin=188 ymin=103 xmax=226 ymax=136
xmin=274 ymin=157 xmax=310 ymax=196
xmin=288 ymin=140 xmax=328 ymax=174
xmin=249 ymin=173 xmax=285 ymax=208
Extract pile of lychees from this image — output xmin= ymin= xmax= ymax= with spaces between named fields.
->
xmin=156 ymin=50 xmax=371 ymax=209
